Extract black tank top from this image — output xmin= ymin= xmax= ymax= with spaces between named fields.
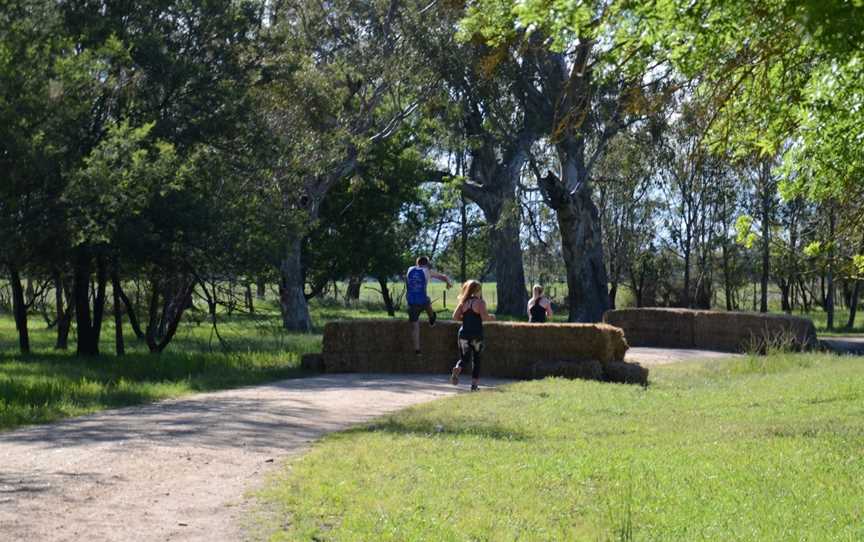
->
xmin=459 ymin=297 xmax=483 ymax=339
xmin=529 ymin=299 xmax=547 ymax=323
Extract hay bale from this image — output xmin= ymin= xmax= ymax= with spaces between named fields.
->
xmin=603 ymin=308 xmax=817 ymax=353
xmin=602 ymin=361 xmax=649 ymax=386
xmin=603 ymin=308 xmax=696 ymax=348
xmin=300 ymin=353 xmax=324 ymax=372
xmin=530 ymin=360 xmax=604 ymax=381
xmin=692 ymin=310 xmax=817 ymax=352
xmin=321 ymin=320 xmax=628 ymax=378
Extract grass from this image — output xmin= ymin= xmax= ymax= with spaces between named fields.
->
xmin=0 ymin=299 xmax=323 ymax=431
xmin=257 ymin=352 xmax=864 ymax=541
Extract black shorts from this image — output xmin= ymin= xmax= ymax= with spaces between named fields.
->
xmin=408 ymin=303 xmax=432 ymax=322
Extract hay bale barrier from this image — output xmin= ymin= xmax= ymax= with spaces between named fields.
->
xmin=603 ymin=308 xmax=817 ymax=353
xmin=321 ymin=320 xmax=629 ymax=380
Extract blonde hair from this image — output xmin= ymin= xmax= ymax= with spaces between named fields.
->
xmin=458 ymin=280 xmax=482 ymax=305
xmin=532 ymin=284 xmax=544 ymax=299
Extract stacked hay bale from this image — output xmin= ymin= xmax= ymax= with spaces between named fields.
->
xmin=602 ymin=308 xmax=696 ymax=348
xmin=691 ymin=311 xmax=817 ymax=352
xmin=321 ymin=320 xmax=630 ymax=379
xmin=603 ymin=308 xmax=817 ymax=352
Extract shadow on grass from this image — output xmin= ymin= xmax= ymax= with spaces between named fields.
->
xmin=354 ymin=417 xmax=531 ymax=442
xmin=0 ymin=349 xmax=306 ymax=431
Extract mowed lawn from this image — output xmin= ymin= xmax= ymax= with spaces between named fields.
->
xmin=259 ymin=353 xmax=864 ymax=541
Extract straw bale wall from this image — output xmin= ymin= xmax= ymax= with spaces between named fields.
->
xmin=603 ymin=308 xmax=817 ymax=352
xmin=322 ymin=320 xmax=628 ymax=379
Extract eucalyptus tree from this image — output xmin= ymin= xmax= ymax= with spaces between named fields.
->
xmin=398 ymin=3 xmax=544 ymax=315
xmin=460 ymin=2 xmax=674 ymax=321
xmin=262 ymin=0 xmax=440 ymax=330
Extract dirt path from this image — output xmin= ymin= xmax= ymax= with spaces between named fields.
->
xmin=820 ymin=336 xmax=864 ymax=355
xmin=626 ymin=346 xmax=741 ymax=366
xmin=0 ymin=374 xmax=508 ymax=542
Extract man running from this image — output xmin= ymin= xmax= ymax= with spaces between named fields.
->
xmin=406 ymin=256 xmax=452 ymax=355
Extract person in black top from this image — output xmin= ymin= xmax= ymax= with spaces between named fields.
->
xmin=450 ymin=280 xmax=495 ymax=391
xmin=527 ymin=284 xmax=553 ymax=323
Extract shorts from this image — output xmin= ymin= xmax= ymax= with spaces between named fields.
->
xmin=408 ymin=302 xmax=432 ymax=322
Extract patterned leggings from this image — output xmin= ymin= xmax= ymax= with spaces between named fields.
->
xmin=455 ymin=338 xmax=483 ymax=379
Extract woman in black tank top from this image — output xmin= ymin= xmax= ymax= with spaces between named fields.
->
xmin=527 ymin=284 xmax=553 ymax=323
xmin=450 ymin=280 xmax=495 ymax=391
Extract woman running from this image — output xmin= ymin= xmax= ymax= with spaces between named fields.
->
xmin=450 ymin=280 xmax=494 ymax=391
xmin=527 ymin=284 xmax=553 ymax=323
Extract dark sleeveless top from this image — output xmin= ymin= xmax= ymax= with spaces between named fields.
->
xmin=459 ymin=297 xmax=483 ymax=339
xmin=529 ymin=299 xmax=547 ymax=323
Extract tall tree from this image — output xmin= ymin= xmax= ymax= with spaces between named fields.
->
xmin=461 ymin=2 xmax=673 ymax=321
xmin=263 ymin=0 xmax=438 ymax=330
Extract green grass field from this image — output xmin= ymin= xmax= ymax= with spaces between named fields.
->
xmin=257 ymin=353 xmax=864 ymax=541
xmin=0 ymin=300 xmax=322 ymax=431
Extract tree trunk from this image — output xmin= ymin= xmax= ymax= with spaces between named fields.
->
xmin=721 ymin=242 xmax=733 ymax=311
xmin=847 ymin=232 xmax=864 ymax=329
xmin=760 ymin=200 xmax=770 ymax=314
xmin=346 ymin=276 xmax=362 ymax=302
xmin=145 ymin=279 xmax=161 ymax=347
xmin=53 ymin=271 xmax=72 ymax=350
xmin=111 ymin=263 xmax=125 ymax=356
xmin=847 ymin=280 xmax=861 ymax=329
xmin=826 ymin=206 xmax=836 ymax=330
xmin=682 ymin=243 xmax=691 ymax=308
xmin=73 ymin=251 xmax=95 ymax=355
xmin=10 ymin=266 xmax=30 ymax=354
xmin=780 ymin=279 xmax=791 ymax=313
xmin=245 ymin=282 xmax=254 ymax=314
xmin=540 ymin=171 xmax=609 ymax=322
xmin=279 ymin=236 xmax=311 ymax=331
xmin=117 ymin=282 xmax=145 ymax=340
xmin=459 ymin=194 xmax=468 ymax=284
xmin=608 ymin=281 xmax=618 ymax=310
xmin=378 ymin=276 xmax=395 ymax=316
xmin=488 ymin=213 xmax=528 ymax=316
xmin=461 ymin=132 xmax=531 ymax=317
xmin=145 ymin=276 xmax=195 ymax=353
xmin=256 ymin=278 xmax=266 ymax=299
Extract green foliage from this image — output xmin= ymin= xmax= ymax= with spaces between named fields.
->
xmin=304 ymin=135 xmax=435 ymax=288
xmin=735 ymin=215 xmax=758 ymax=249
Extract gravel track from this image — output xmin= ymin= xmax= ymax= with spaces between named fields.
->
xmin=0 ymin=374 xmax=500 ymax=542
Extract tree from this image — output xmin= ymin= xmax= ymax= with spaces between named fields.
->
xmin=461 ymin=1 xmax=673 ymax=321
xmin=262 ymin=0 xmax=439 ymax=330
xmin=303 ymin=135 xmax=433 ymax=316
xmin=595 ymin=130 xmax=658 ymax=309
